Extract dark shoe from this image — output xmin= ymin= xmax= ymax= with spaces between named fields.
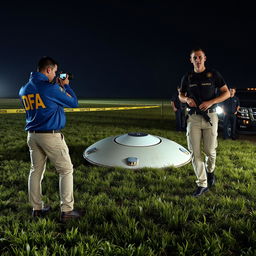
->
xmin=207 ymin=172 xmax=215 ymax=187
xmin=60 ymin=210 xmax=82 ymax=222
xmin=193 ymin=186 xmax=209 ymax=197
xmin=32 ymin=206 xmax=51 ymax=218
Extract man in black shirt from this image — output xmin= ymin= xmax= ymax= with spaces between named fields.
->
xmin=171 ymin=87 xmax=186 ymax=131
xmin=179 ymin=48 xmax=230 ymax=197
xmin=222 ymin=88 xmax=240 ymax=140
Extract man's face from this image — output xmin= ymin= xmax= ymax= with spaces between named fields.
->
xmin=47 ymin=65 xmax=58 ymax=82
xmin=190 ymin=50 xmax=206 ymax=71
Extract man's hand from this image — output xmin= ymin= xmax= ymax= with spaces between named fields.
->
xmin=186 ymin=97 xmax=197 ymax=107
xmin=57 ymin=74 xmax=70 ymax=87
xmin=199 ymin=100 xmax=214 ymax=111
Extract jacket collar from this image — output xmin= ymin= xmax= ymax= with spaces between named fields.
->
xmin=29 ymin=72 xmax=49 ymax=82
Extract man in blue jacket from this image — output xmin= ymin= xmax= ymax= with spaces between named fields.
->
xmin=19 ymin=56 xmax=81 ymax=221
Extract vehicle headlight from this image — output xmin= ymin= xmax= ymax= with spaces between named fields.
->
xmin=216 ymin=106 xmax=223 ymax=114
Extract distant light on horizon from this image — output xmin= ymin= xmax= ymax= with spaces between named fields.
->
xmin=0 ymin=81 xmax=9 ymax=97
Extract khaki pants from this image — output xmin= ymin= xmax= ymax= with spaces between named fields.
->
xmin=27 ymin=132 xmax=74 ymax=212
xmin=186 ymin=112 xmax=218 ymax=187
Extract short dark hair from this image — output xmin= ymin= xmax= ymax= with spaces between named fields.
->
xmin=190 ymin=48 xmax=206 ymax=56
xmin=37 ymin=56 xmax=58 ymax=72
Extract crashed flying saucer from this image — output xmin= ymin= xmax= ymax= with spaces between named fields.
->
xmin=83 ymin=132 xmax=191 ymax=169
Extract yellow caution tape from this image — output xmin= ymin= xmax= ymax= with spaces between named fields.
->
xmin=0 ymin=105 xmax=160 ymax=114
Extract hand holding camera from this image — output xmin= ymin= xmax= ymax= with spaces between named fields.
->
xmin=57 ymin=72 xmax=73 ymax=87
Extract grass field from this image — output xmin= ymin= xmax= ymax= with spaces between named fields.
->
xmin=0 ymin=98 xmax=256 ymax=255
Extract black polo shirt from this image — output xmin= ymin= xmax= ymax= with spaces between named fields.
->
xmin=180 ymin=68 xmax=226 ymax=105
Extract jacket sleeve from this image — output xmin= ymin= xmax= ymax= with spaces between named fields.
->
xmin=46 ymin=83 xmax=78 ymax=108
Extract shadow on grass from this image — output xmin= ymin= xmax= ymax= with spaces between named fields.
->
xmin=0 ymin=144 xmax=29 ymax=162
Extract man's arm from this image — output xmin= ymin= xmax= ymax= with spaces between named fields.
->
xmin=198 ymin=85 xmax=230 ymax=111
xmin=179 ymin=92 xmax=197 ymax=108
xmin=49 ymin=75 xmax=78 ymax=108
xmin=47 ymin=75 xmax=78 ymax=108
xmin=170 ymin=101 xmax=177 ymax=112
xmin=235 ymin=97 xmax=240 ymax=114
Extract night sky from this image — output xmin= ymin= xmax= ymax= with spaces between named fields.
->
xmin=1 ymin=2 xmax=255 ymax=99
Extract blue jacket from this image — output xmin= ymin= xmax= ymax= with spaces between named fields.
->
xmin=19 ymin=72 xmax=78 ymax=131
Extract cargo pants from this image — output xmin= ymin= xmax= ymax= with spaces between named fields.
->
xmin=27 ymin=132 xmax=74 ymax=212
xmin=186 ymin=112 xmax=218 ymax=187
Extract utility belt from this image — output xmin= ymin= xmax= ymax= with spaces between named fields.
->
xmin=188 ymin=108 xmax=216 ymax=115
xmin=28 ymin=130 xmax=61 ymax=133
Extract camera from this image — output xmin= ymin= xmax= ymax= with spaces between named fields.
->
xmin=59 ymin=72 xmax=74 ymax=80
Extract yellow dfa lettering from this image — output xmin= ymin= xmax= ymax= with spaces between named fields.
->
xmin=22 ymin=93 xmax=46 ymax=110
xmin=27 ymin=94 xmax=35 ymax=110
xmin=35 ymin=94 xmax=46 ymax=109
xmin=22 ymin=95 xmax=30 ymax=110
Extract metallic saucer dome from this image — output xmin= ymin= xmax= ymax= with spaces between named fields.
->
xmin=83 ymin=132 xmax=191 ymax=169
